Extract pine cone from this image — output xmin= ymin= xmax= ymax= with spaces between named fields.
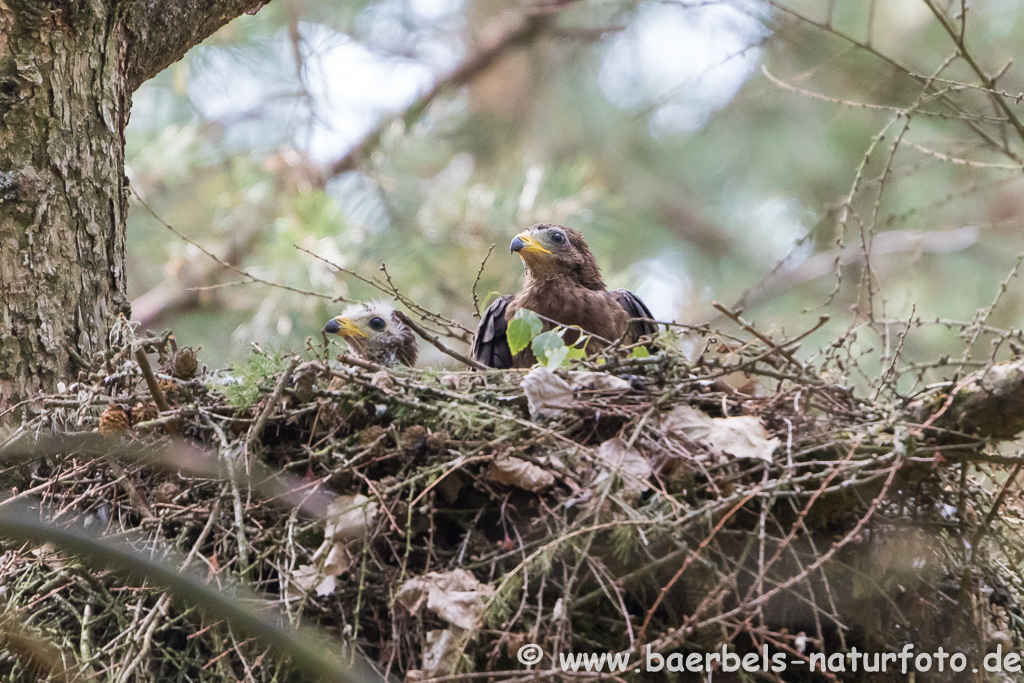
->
xmin=171 ymin=347 xmax=199 ymax=379
xmin=399 ymin=425 xmax=428 ymax=456
xmin=131 ymin=401 xmax=159 ymax=425
xmin=99 ymin=404 xmax=130 ymax=437
xmin=154 ymin=481 xmax=181 ymax=504
xmin=359 ymin=425 xmax=387 ymax=446
xmin=426 ymin=429 xmax=449 ymax=452
xmin=157 ymin=379 xmax=181 ymax=405
xmin=354 ymin=425 xmax=387 ymax=457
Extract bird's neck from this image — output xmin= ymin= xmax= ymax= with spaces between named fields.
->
xmin=523 ymin=267 xmax=605 ymax=291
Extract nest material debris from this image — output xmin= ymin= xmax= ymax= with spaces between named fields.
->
xmin=1 ymin=324 xmax=1023 ymax=682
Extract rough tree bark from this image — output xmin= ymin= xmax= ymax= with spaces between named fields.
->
xmin=0 ymin=0 xmax=267 ymax=415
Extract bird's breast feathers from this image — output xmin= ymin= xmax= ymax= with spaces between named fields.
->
xmin=510 ymin=280 xmax=628 ymax=344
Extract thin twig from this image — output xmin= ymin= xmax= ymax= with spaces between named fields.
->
xmin=247 ymin=356 xmax=300 ymax=445
xmin=133 ymin=189 xmax=332 ymax=302
xmin=394 ymin=311 xmax=485 ymax=369
xmin=471 ymin=244 xmax=496 ymax=319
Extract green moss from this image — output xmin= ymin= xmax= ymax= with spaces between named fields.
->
xmin=207 ymin=347 xmax=287 ymax=410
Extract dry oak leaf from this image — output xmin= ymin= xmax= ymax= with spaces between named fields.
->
xmin=661 ymin=405 xmax=779 ymax=462
xmin=422 ymin=628 xmax=472 ymax=679
xmin=325 ymin=494 xmax=378 ymax=543
xmin=290 ymin=540 xmax=356 ymax=598
xmin=520 ymin=366 xmax=574 ymax=419
xmin=289 ymin=497 xmax=372 ymax=599
xmin=395 ymin=569 xmax=495 ymax=630
xmin=593 ymin=437 xmax=652 ymax=500
xmin=570 ymin=371 xmax=632 ymax=392
xmin=323 ymin=541 xmax=356 ymax=577
xmin=520 ymin=368 xmax=633 ymax=420
xmin=286 ymin=563 xmax=336 ymax=599
xmin=488 ymin=456 xmax=556 ymax=492
xmin=405 ymin=627 xmax=473 ymax=681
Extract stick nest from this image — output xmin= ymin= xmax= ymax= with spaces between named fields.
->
xmin=1 ymin=321 xmax=1022 ymax=683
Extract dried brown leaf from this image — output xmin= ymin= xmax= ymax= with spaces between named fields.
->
xmin=488 ymin=456 xmax=556 ymax=492
xmin=661 ymin=406 xmax=779 ymax=462
xmin=422 ymin=628 xmax=471 ymax=679
xmin=520 ymin=367 xmax=574 ymax=419
xmin=395 ymin=569 xmax=495 ymax=630
xmin=593 ymin=437 xmax=651 ymax=500
xmin=325 ymin=494 xmax=378 ymax=543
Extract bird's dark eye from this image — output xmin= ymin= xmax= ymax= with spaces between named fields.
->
xmin=369 ymin=317 xmax=387 ymax=332
xmin=550 ymin=232 xmax=565 ymax=245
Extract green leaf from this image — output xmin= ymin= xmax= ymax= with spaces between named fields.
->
xmin=544 ymin=346 xmax=570 ymax=368
xmin=507 ymin=310 xmax=543 ymax=355
xmin=564 ymin=334 xmax=588 ymax=364
xmin=628 ymin=346 xmax=650 ymax=359
xmin=565 ymin=344 xmax=588 ymax=363
xmin=532 ymin=330 xmax=568 ymax=368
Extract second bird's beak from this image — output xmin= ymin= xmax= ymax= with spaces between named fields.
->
xmin=510 ymin=231 xmax=551 ymax=256
xmin=324 ymin=317 xmax=367 ymax=338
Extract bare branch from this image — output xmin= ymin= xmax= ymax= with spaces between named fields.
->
xmin=923 ymin=0 xmax=1024 ymax=149
xmin=394 ymin=310 xmax=486 ymax=370
xmin=732 ymin=226 xmax=979 ymax=314
xmin=132 ymin=190 xmax=333 ymax=307
xmin=326 ymin=9 xmax=553 ymax=178
xmin=471 ymin=244 xmax=495 ymax=319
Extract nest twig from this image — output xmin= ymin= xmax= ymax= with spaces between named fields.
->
xmin=1 ymin=316 xmax=1023 ymax=682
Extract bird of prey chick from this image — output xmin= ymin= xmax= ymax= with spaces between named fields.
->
xmin=473 ymin=223 xmax=657 ymax=368
xmin=324 ymin=302 xmax=418 ymax=367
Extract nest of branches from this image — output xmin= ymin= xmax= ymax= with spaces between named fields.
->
xmin=1 ymin=313 xmax=1023 ymax=683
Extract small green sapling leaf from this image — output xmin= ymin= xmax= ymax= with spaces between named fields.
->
xmin=628 ymin=346 xmax=650 ymax=359
xmin=507 ymin=310 xmax=543 ymax=356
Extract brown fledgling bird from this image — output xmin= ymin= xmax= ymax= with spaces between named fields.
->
xmin=473 ymin=223 xmax=658 ymax=368
xmin=324 ymin=302 xmax=418 ymax=367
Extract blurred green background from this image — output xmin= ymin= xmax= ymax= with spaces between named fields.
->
xmin=125 ymin=0 xmax=1024 ymax=375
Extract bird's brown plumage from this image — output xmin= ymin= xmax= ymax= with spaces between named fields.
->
xmin=472 ymin=223 xmax=657 ymax=368
xmin=324 ymin=302 xmax=418 ymax=367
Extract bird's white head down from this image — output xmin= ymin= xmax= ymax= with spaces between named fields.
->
xmin=324 ymin=301 xmax=418 ymax=367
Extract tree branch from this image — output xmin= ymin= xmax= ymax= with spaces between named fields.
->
xmin=326 ymin=9 xmax=551 ymax=178
xmin=731 ymin=226 xmax=979 ymax=313
xmin=130 ymin=219 xmax=262 ymax=329
xmin=923 ymin=0 xmax=1024 ymax=149
xmin=909 ymin=357 xmax=1024 ymax=440
xmin=124 ymin=0 xmax=270 ymax=92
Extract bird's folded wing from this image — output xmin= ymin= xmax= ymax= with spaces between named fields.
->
xmin=472 ymin=295 xmax=514 ymax=369
xmin=612 ymin=289 xmax=659 ymax=342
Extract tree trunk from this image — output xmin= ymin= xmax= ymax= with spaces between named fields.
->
xmin=0 ymin=1 xmax=130 ymax=412
xmin=0 ymin=0 xmax=266 ymax=415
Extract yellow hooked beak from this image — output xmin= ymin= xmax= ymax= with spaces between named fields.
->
xmin=510 ymin=231 xmax=552 ymax=256
xmin=324 ymin=317 xmax=368 ymax=338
